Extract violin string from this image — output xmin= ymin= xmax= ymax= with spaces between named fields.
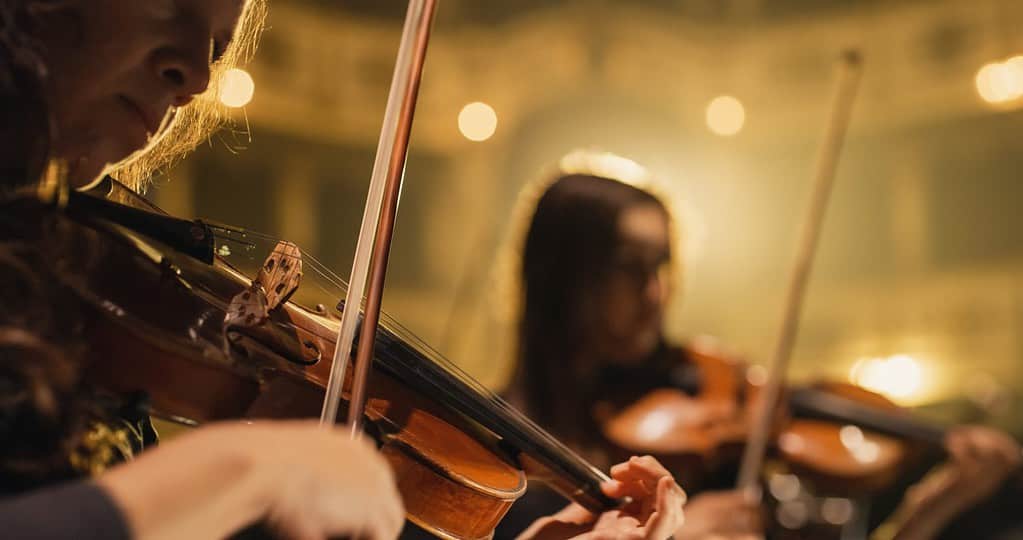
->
xmin=209 ymin=227 xmax=604 ymax=477
xmin=210 ymin=226 xmax=352 ymax=302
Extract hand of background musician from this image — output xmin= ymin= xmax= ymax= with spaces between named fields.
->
xmin=97 ymin=420 xmax=405 ymax=540
xmin=516 ymin=455 xmax=686 ymax=540
xmin=671 ymin=490 xmax=763 ymax=540
xmin=892 ymin=424 xmax=1021 ymax=540
xmin=925 ymin=425 xmax=1020 ymax=517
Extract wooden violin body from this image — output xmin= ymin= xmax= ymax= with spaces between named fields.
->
xmin=598 ymin=345 xmax=752 ymax=488
xmin=779 ymin=382 xmax=913 ymax=494
xmin=598 ymin=342 xmax=932 ymax=495
xmin=6 ymin=190 xmax=618 ymax=540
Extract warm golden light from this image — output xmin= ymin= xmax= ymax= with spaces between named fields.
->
xmin=976 ymin=63 xmax=1009 ymax=103
xmin=768 ymin=473 xmax=801 ymax=502
xmin=839 ymin=425 xmax=880 ymax=464
xmin=839 ymin=425 xmax=864 ymax=450
xmin=705 ymin=95 xmax=745 ymax=136
xmin=458 ymin=102 xmax=498 ymax=142
xmin=219 ymin=68 xmax=255 ymax=108
xmin=976 ymin=59 xmax=1023 ymax=104
xmin=1006 ymin=56 xmax=1023 ymax=97
xmin=852 ymin=441 xmax=881 ymax=464
xmin=636 ymin=410 xmax=674 ymax=441
xmin=746 ymin=364 xmax=768 ymax=386
xmin=777 ymin=501 xmax=809 ymax=530
xmin=559 ymin=150 xmax=648 ymax=186
xmin=849 ymin=354 xmax=924 ymax=401
xmin=821 ymin=498 xmax=854 ymax=525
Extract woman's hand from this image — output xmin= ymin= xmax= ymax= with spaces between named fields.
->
xmin=892 ymin=425 xmax=1021 ymax=540
xmin=940 ymin=425 xmax=1021 ymax=508
xmin=517 ymin=455 xmax=686 ymax=540
xmin=673 ymin=490 xmax=763 ymax=540
xmin=98 ymin=420 xmax=405 ymax=540
xmin=249 ymin=422 xmax=405 ymax=540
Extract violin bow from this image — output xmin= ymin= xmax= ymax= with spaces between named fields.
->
xmin=736 ymin=50 xmax=864 ymax=492
xmin=320 ymin=0 xmax=439 ymax=437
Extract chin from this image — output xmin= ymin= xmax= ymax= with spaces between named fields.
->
xmin=60 ymin=134 xmax=142 ymax=189
xmin=67 ymin=159 xmax=106 ymax=189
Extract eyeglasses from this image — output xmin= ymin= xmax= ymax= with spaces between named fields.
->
xmin=609 ymin=249 xmax=671 ymax=289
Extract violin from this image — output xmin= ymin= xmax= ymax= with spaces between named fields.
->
xmin=4 ymin=180 xmax=620 ymax=540
xmin=598 ymin=341 xmax=932 ymax=496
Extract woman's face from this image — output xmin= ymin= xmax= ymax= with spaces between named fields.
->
xmin=594 ymin=203 xmax=672 ymax=364
xmin=37 ymin=0 xmax=244 ymax=186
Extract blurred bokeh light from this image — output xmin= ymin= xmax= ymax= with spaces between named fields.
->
xmin=219 ymin=68 xmax=256 ymax=108
xmin=706 ymin=95 xmax=746 ymax=136
xmin=458 ymin=102 xmax=498 ymax=142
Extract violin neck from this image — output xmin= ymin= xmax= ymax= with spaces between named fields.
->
xmin=788 ymin=387 xmax=947 ymax=447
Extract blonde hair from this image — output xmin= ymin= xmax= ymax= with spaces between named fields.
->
xmin=110 ymin=0 xmax=268 ymax=192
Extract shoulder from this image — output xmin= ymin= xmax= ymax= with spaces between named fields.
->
xmin=0 ymin=480 xmax=131 ymax=540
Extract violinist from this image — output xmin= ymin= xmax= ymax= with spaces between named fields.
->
xmin=497 ymin=158 xmax=763 ymax=540
xmin=0 ymin=1 xmax=687 ymax=539
xmin=498 ymin=155 xmax=1020 ymax=539
xmin=0 ymin=1 xmax=408 ymax=538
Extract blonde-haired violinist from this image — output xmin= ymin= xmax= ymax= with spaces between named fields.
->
xmin=0 ymin=1 xmax=685 ymax=538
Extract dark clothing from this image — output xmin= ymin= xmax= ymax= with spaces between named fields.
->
xmin=494 ymin=485 xmax=566 ymax=540
xmin=0 ymin=480 xmax=130 ymax=540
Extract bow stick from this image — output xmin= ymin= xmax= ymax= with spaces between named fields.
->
xmin=736 ymin=50 xmax=864 ymax=492
xmin=320 ymin=0 xmax=439 ymax=437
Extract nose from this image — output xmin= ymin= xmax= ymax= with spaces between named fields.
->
xmin=151 ymin=40 xmax=213 ymax=107
xmin=642 ymin=268 xmax=668 ymax=309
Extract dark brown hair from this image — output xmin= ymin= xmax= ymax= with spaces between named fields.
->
xmin=509 ymin=173 xmax=668 ymax=448
xmin=0 ymin=0 xmax=53 ymax=187
xmin=0 ymin=233 xmax=95 ymax=493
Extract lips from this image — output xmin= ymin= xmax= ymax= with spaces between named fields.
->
xmin=119 ymin=95 xmax=162 ymax=136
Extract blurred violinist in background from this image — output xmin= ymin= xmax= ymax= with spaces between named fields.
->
xmin=495 ymin=151 xmax=1021 ymax=540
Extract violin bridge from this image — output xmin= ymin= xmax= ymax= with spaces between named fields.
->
xmin=256 ymin=241 xmax=303 ymax=311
